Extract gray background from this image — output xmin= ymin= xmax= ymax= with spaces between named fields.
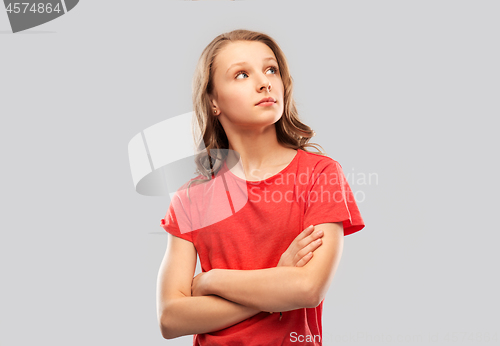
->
xmin=1 ymin=0 xmax=498 ymax=345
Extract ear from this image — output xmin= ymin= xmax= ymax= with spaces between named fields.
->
xmin=209 ymin=95 xmax=220 ymax=116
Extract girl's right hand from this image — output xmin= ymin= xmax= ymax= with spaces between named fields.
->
xmin=277 ymin=225 xmax=324 ymax=267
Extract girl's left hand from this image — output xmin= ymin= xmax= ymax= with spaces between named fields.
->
xmin=191 ymin=271 xmax=210 ymax=297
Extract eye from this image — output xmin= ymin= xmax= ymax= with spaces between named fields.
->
xmin=267 ymin=65 xmax=279 ymax=75
xmin=235 ymin=70 xmax=249 ymax=79
xmin=235 ymin=65 xmax=280 ymax=80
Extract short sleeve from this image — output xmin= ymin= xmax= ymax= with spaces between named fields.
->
xmin=303 ymin=159 xmax=365 ymax=236
xmin=160 ymin=192 xmax=193 ymax=243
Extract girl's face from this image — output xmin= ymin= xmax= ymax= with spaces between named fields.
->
xmin=210 ymin=40 xmax=284 ymax=130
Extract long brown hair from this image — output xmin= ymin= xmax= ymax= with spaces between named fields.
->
xmin=187 ymin=29 xmax=326 ymax=199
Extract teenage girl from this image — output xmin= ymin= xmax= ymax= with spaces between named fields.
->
xmin=157 ymin=29 xmax=365 ymax=345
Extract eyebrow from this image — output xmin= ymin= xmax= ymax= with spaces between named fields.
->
xmin=226 ymin=57 xmax=278 ymax=74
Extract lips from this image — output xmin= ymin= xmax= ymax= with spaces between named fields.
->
xmin=256 ymin=97 xmax=276 ymax=105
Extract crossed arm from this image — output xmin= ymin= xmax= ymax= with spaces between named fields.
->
xmin=193 ymin=222 xmax=344 ymax=312
xmin=160 ymin=222 xmax=344 ymax=339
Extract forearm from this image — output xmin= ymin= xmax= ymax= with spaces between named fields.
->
xmin=161 ymin=294 xmax=261 ymax=339
xmin=207 ymin=266 xmax=311 ymax=313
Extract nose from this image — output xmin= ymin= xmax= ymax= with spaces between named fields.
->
xmin=258 ymin=73 xmax=272 ymax=92
xmin=259 ymin=79 xmax=272 ymax=92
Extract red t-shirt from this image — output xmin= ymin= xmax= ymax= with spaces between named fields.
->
xmin=161 ymin=148 xmax=365 ymax=345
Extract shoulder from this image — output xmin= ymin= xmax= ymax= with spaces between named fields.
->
xmin=298 ymin=149 xmax=342 ymax=172
xmin=171 ymin=174 xmax=207 ymax=202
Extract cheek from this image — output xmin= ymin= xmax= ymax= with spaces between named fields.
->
xmin=278 ymin=81 xmax=285 ymax=95
xmin=221 ymin=95 xmax=240 ymax=110
xmin=217 ymin=89 xmax=234 ymax=107
xmin=222 ymin=89 xmax=247 ymax=107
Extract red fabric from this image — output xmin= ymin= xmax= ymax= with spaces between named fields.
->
xmin=161 ymin=149 xmax=365 ymax=345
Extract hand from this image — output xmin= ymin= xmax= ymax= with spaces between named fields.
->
xmin=191 ymin=271 xmax=210 ymax=297
xmin=277 ymin=225 xmax=324 ymax=268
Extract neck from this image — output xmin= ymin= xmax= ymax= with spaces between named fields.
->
xmin=225 ymin=124 xmax=290 ymax=172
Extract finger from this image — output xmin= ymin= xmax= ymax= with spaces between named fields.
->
xmin=295 ymin=252 xmax=313 ymax=267
xmin=306 ymin=237 xmax=322 ymax=251
xmin=305 ymin=225 xmax=315 ymax=232
xmin=296 ymin=238 xmax=322 ymax=263
xmin=300 ymin=225 xmax=315 ymax=238
xmin=295 ymin=225 xmax=315 ymax=245
xmin=307 ymin=229 xmax=324 ymax=243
